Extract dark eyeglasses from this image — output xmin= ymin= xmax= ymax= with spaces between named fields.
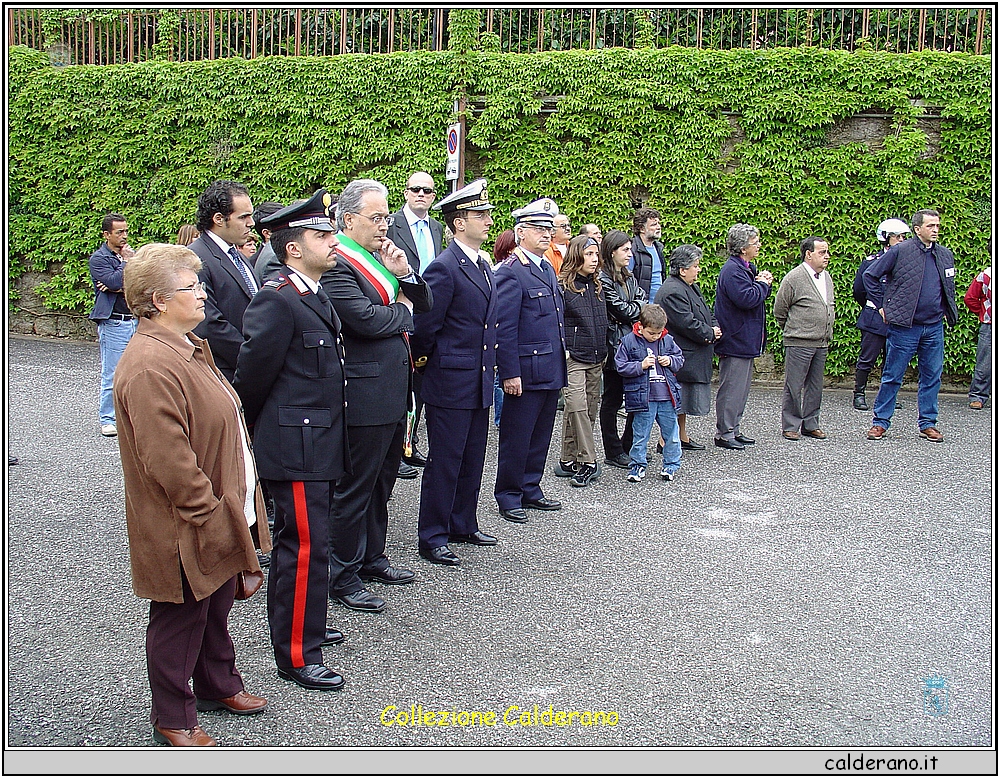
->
xmin=407 ymin=186 xmax=435 ymax=195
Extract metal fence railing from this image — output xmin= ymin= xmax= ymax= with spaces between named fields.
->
xmin=8 ymin=8 xmax=990 ymax=66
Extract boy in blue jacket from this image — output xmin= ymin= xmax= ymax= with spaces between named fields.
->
xmin=614 ymin=304 xmax=685 ymax=482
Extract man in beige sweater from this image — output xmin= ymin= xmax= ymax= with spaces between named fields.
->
xmin=773 ymin=237 xmax=835 ymax=440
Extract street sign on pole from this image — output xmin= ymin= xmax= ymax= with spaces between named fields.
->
xmin=445 ymin=122 xmax=461 ymax=182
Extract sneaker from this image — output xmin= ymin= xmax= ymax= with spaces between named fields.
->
xmin=100 ymin=424 xmax=117 ymax=437
xmin=570 ymin=463 xmax=598 ymax=487
xmin=660 ymin=464 xmax=676 ymax=482
xmin=626 ymin=464 xmax=646 ymax=483
xmin=553 ymin=460 xmax=579 ymax=477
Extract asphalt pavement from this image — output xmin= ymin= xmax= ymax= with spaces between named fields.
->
xmin=4 ymin=334 xmax=993 ymax=761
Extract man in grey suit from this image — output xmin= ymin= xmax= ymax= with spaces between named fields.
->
xmin=773 ymin=237 xmax=835 ymax=441
xmin=385 ymin=171 xmax=444 ymax=468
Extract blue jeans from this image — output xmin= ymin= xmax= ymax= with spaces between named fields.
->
xmin=98 ymin=317 xmax=137 ymax=425
xmin=872 ymin=321 xmax=944 ymax=431
xmin=629 ymin=400 xmax=681 ymax=473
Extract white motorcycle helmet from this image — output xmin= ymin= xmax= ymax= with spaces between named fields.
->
xmin=876 ymin=218 xmax=911 ymax=244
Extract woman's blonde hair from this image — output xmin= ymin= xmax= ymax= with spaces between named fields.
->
xmin=124 ymin=243 xmax=202 ymax=318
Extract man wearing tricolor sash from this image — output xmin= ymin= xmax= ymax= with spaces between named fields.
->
xmin=323 ymin=179 xmax=433 ymax=614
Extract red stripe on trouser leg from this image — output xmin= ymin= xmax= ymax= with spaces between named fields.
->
xmin=290 ymin=481 xmax=311 ymax=668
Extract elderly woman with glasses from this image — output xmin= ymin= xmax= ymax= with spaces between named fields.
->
xmin=713 ymin=224 xmax=773 ymax=450
xmin=114 ymin=243 xmax=270 ymax=747
xmin=654 ymin=244 xmax=722 ymax=451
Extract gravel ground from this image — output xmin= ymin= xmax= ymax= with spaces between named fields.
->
xmin=4 ymin=334 xmax=993 ymax=765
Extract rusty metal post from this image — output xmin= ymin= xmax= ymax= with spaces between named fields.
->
xmin=975 ymin=8 xmax=985 ymax=55
xmin=209 ymin=9 xmax=215 ymax=59
xmin=751 ymin=9 xmax=758 ymax=49
xmin=861 ymin=8 xmax=869 ymax=42
xmin=251 ymin=8 xmax=257 ymax=58
xmin=917 ymin=8 xmax=926 ymax=51
xmin=339 ymin=9 xmax=347 ymax=55
xmin=388 ymin=8 xmax=395 ymax=53
xmin=590 ymin=9 xmax=596 ymax=49
xmin=88 ymin=18 xmax=95 ymax=64
xmin=697 ymin=8 xmax=703 ymax=48
xmin=537 ymin=8 xmax=544 ymax=51
xmin=294 ymin=8 xmax=301 ymax=55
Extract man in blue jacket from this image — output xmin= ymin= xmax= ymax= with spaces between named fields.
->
xmin=713 ymin=223 xmax=773 ymax=450
xmin=863 ymin=209 xmax=958 ymax=442
xmin=88 ymin=213 xmax=136 ymax=437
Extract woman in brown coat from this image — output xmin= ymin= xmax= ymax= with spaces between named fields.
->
xmin=114 ymin=243 xmax=271 ymax=747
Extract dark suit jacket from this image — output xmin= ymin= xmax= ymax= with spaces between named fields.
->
xmin=411 ymin=240 xmax=498 ymax=409
xmin=494 ymin=247 xmax=568 ymax=391
xmin=190 ymin=233 xmax=254 ymax=380
xmin=234 ymin=268 xmax=348 ymax=482
xmin=655 ymin=275 xmax=718 ymax=385
xmin=321 ymin=249 xmax=432 ymax=427
xmin=386 ymin=208 xmax=444 ymax=273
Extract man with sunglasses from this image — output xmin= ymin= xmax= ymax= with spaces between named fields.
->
xmin=494 ymin=198 xmax=568 ymax=524
xmin=386 ymin=171 xmax=444 ymax=470
xmin=323 ymin=179 xmax=432 ymax=614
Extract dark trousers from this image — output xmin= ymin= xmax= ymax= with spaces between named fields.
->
xmin=494 ymin=388 xmax=559 ymax=511
xmin=854 ymin=330 xmax=887 ymax=394
xmin=329 ymin=420 xmax=402 ymax=597
xmin=781 ymin=345 xmax=827 ymax=433
xmin=265 ymin=479 xmax=332 ymax=670
xmin=146 ymin=573 xmax=242 ymax=729
xmin=411 ymin=372 xmax=424 ymax=450
xmin=418 ymin=403 xmax=489 ymax=550
xmin=599 ymin=366 xmax=634 ymax=458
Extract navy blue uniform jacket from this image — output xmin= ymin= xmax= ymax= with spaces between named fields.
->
xmin=494 ymin=248 xmax=568 ymax=391
xmin=234 ymin=269 xmax=349 ymax=482
xmin=411 ymin=240 xmax=498 ymax=409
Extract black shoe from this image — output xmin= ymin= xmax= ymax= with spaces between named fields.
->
xmin=680 ymin=439 xmax=706 ymax=451
xmin=8 ymin=455 xmax=18 ymax=466
xmin=277 ymin=664 xmax=345 ymax=691
xmin=733 ymin=434 xmax=755 ymax=446
xmin=360 ymin=565 xmax=416 ymax=585
xmin=714 ymin=437 xmax=745 ymax=450
xmin=655 ymin=441 xmax=663 ymax=454
xmin=895 ymin=400 xmax=903 ymax=410
xmin=321 ymin=628 xmax=345 ymax=646
xmin=449 ymin=531 xmax=498 ymax=546
xmin=553 ymin=460 xmax=578 ymax=477
xmin=419 ymin=545 xmax=461 ymax=566
xmin=853 ymin=393 xmax=869 ymax=411
xmin=570 ymin=463 xmax=598 ymax=487
xmin=256 ymin=551 xmax=271 ymax=568
xmin=522 ymin=497 xmax=562 ymax=511
xmin=333 ymin=589 xmax=386 ymax=612
xmin=604 ymin=453 xmax=630 ymax=469
xmin=396 ymin=461 xmax=419 ymax=479
xmin=499 ymin=507 xmax=529 ymax=523
xmin=402 ymin=448 xmax=426 ymax=467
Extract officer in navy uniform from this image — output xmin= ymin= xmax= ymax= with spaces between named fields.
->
xmin=234 ymin=190 xmax=348 ymax=692
xmin=411 ymin=179 xmax=500 ymax=566
xmin=493 ymin=198 xmax=568 ymax=523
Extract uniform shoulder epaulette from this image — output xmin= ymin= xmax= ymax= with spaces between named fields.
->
xmin=264 ymin=275 xmax=289 ymax=290
xmin=511 ymin=248 xmax=531 ymax=266
xmin=286 ymin=273 xmax=311 ymax=295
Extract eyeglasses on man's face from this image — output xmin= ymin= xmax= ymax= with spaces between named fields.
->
xmin=350 ymin=212 xmax=395 ymax=227
xmin=406 ymin=186 xmax=435 ymax=195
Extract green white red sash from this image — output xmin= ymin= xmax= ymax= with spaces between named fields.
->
xmin=334 ymin=233 xmax=399 ymax=305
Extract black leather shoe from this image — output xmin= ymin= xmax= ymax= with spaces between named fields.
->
xmin=499 ymin=507 xmax=529 ymax=523
xmin=714 ymin=437 xmax=745 ymax=450
xmin=321 ymin=628 xmax=345 ymax=646
xmin=402 ymin=448 xmax=426 ymax=467
xmin=419 ymin=545 xmax=461 ymax=566
xmin=734 ymin=434 xmax=756 ymax=445
xmin=396 ymin=461 xmax=419 ymax=479
xmin=522 ymin=497 xmax=562 ymax=511
xmin=333 ymin=589 xmax=386 ymax=612
xmin=852 ymin=393 xmax=868 ymax=411
xmin=360 ymin=565 xmax=416 ymax=585
xmin=604 ymin=453 xmax=630 ymax=469
xmin=449 ymin=531 xmax=498 ymax=546
xmin=277 ymin=664 xmax=345 ymax=691
xmin=681 ymin=439 xmax=706 ymax=451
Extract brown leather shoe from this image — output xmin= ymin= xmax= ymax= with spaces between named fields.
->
xmin=867 ymin=426 xmax=886 ymax=440
xmin=196 ymin=690 xmax=268 ymax=715
xmin=803 ymin=428 xmax=827 ymax=440
xmin=969 ymin=400 xmax=984 ymax=410
xmin=153 ymin=725 xmax=217 ymax=746
xmin=919 ymin=426 xmax=944 ymax=442
xmin=781 ymin=431 xmax=801 ymax=440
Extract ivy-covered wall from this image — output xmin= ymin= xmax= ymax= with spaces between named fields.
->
xmin=7 ymin=43 xmax=990 ymax=376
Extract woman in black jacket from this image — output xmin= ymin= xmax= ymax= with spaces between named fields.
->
xmin=556 ymin=235 xmax=609 ymax=487
xmin=655 ymin=244 xmax=722 ymax=449
xmin=597 ymin=229 xmax=647 ymax=469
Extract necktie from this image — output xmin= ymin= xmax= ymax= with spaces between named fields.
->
xmin=228 ymin=247 xmax=257 ymax=296
xmin=540 ymin=257 xmax=557 ymax=292
xmin=814 ymin=272 xmax=821 ymax=279
xmin=415 ymin=220 xmax=434 ymax=273
xmin=477 ymin=256 xmax=492 ymax=290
